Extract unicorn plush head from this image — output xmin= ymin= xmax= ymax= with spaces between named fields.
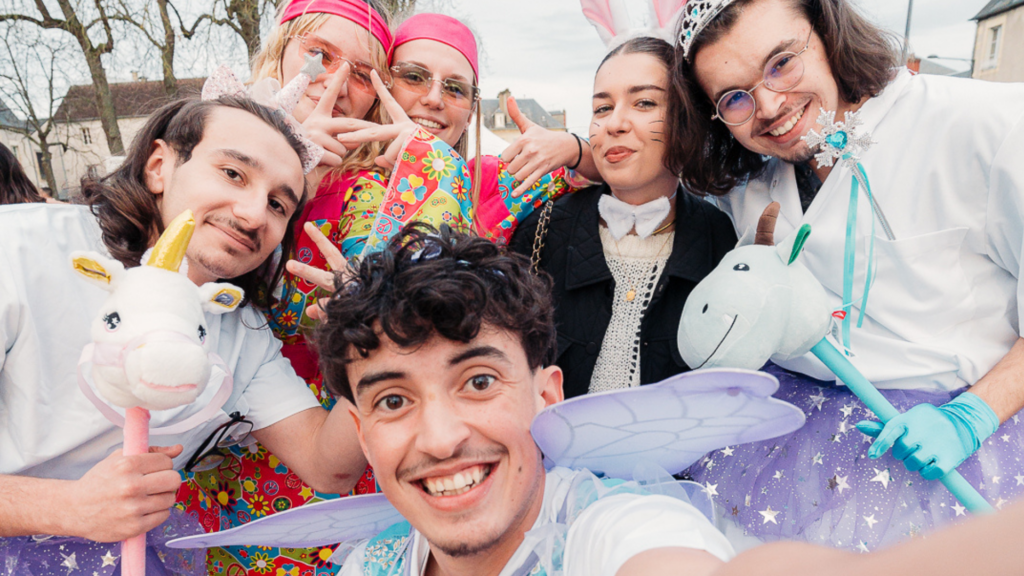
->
xmin=71 ymin=211 xmax=243 ymax=411
xmin=677 ymin=205 xmax=831 ymax=370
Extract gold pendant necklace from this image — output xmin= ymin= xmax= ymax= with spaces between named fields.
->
xmin=612 ymin=224 xmax=675 ymax=303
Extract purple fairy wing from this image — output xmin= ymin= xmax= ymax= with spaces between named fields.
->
xmin=166 ymin=493 xmax=402 ymax=549
xmin=531 ymin=368 xmax=805 ymax=479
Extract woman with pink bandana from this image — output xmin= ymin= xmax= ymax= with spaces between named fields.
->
xmin=336 ymin=13 xmax=600 ymax=250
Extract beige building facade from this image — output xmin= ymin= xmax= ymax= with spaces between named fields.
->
xmin=972 ymin=0 xmax=1024 ymax=82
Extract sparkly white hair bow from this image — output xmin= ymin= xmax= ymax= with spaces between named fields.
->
xmin=201 ymin=54 xmax=327 ymax=174
xmin=581 ymin=0 xmax=688 ymax=49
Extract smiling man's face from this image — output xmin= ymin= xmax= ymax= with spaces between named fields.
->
xmin=147 ymin=105 xmax=304 ymax=286
xmin=693 ymin=0 xmax=839 ymax=164
xmin=348 ymin=326 xmax=563 ymax=559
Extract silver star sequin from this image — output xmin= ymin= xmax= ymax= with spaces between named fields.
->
xmin=801 ymin=108 xmax=873 ymax=169
xmin=299 ymin=53 xmax=327 ymax=79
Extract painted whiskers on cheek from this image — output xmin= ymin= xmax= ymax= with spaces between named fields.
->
xmin=649 ymin=119 xmax=664 ymax=142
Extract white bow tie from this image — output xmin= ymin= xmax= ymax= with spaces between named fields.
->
xmin=598 ymin=191 xmax=675 ymax=240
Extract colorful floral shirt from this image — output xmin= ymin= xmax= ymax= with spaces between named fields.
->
xmin=364 ymin=127 xmax=589 ymax=252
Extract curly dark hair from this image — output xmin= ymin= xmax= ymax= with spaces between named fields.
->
xmin=667 ymin=0 xmax=901 ymax=196
xmin=79 ymin=96 xmax=309 ymax=308
xmin=316 ymin=224 xmax=557 ymax=404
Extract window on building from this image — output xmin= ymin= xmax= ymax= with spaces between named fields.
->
xmin=494 ymin=112 xmax=506 ymax=129
xmin=986 ymin=25 xmax=1002 ymax=68
xmin=81 ymin=127 xmax=92 ymax=145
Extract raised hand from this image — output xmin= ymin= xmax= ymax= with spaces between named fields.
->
xmin=285 ymin=222 xmax=351 ymax=321
xmin=302 ymin=63 xmax=360 ymax=168
xmin=500 ymin=95 xmax=583 ymax=198
xmin=335 ymin=70 xmax=419 ymax=170
xmin=65 ymin=445 xmax=183 ymax=541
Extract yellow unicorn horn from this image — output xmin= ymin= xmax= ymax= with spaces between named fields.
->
xmin=147 ymin=210 xmax=195 ymax=272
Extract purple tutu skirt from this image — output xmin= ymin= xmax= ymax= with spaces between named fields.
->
xmin=0 ymin=508 xmax=205 ymax=576
xmin=687 ymin=363 xmax=1024 ymax=552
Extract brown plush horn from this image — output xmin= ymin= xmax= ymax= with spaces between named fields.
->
xmin=754 ymin=202 xmax=780 ymax=246
xmin=147 ymin=210 xmax=195 ymax=272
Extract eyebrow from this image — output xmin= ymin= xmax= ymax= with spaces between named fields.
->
xmin=308 ymin=33 xmax=373 ymax=68
xmin=356 ymin=370 xmax=407 ymax=398
xmin=216 ymin=148 xmax=299 ymax=207
xmin=712 ymin=37 xmax=801 ymax=103
xmin=404 ymin=60 xmax=470 ymax=82
xmin=593 ymin=85 xmax=664 ymax=100
xmin=448 ymin=345 xmax=510 ymax=367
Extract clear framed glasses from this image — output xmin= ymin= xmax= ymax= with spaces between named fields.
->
xmin=183 ymin=411 xmax=254 ymax=473
xmin=711 ymin=29 xmax=814 ymax=126
xmin=388 ymin=62 xmax=480 ymax=110
xmin=291 ymin=34 xmax=377 ymax=94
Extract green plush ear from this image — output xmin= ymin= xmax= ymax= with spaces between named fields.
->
xmin=788 ymin=224 xmax=812 ymax=265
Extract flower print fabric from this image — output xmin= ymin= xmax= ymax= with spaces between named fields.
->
xmin=363 ymin=127 xmax=590 ymax=253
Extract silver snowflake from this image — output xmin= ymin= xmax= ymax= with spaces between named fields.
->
xmin=801 ymin=108 xmax=873 ymax=169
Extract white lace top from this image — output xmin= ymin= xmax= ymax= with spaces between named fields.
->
xmin=589 ymin=226 xmax=674 ymax=394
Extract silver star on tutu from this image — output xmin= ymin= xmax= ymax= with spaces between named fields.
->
xmin=801 ymin=108 xmax=873 ymax=169
xmin=299 ymin=52 xmax=327 ymax=79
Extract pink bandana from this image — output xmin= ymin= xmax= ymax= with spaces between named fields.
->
xmin=281 ymin=0 xmax=394 ymax=53
xmin=392 ymin=13 xmax=479 ymax=79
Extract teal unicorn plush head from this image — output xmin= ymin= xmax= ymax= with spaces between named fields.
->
xmin=678 ymin=204 xmax=831 ymax=370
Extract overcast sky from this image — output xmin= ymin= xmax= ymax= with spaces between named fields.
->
xmin=423 ymin=0 xmax=991 ymax=135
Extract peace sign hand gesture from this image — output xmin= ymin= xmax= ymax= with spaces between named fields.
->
xmin=285 ymin=222 xmax=353 ymax=322
xmin=302 ymin=63 xmax=360 ymax=168
xmin=335 ymin=69 xmax=419 ymax=171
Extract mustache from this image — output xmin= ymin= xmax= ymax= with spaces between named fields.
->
xmin=207 ymin=215 xmax=262 ymax=251
xmin=396 ymin=445 xmax=508 ymax=482
xmin=751 ymin=99 xmax=810 ymax=136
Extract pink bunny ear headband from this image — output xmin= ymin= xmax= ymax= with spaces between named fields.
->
xmin=202 ymin=57 xmax=327 ymax=174
xmin=580 ymin=0 xmax=688 ymax=49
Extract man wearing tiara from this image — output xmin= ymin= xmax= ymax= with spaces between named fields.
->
xmin=0 ymin=95 xmax=368 ymax=574
xmin=314 ymin=225 xmax=734 ymax=576
xmin=669 ymin=0 xmax=1024 ymax=550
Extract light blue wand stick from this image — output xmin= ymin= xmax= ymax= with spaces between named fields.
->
xmin=811 ymin=339 xmax=994 ymax=514
xmin=678 ymin=212 xmax=995 ymax=516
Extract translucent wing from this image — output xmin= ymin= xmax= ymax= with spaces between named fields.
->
xmin=532 ymin=368 xmax=805 ymax=478
xmin=167 ymin=493 xmax=402 ymax=549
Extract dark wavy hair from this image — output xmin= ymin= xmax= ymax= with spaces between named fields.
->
xmin=0 ymin=142 xmax=46 ymax=205
xmin=667 ymin=0 xmax=901 ymax=196
xmin=80 ymin=96 xmax=308 ymax=308
xmin=316 ymin=224 xmax=557 ymax=404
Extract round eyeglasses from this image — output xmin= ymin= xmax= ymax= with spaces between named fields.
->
xmin=711 ymin=29 xmax=814 ymax=126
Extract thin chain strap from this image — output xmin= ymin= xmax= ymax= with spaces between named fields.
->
xmin=531 ymin=200 xmax=556 ymax=274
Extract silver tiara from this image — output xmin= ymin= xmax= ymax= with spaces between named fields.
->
xmin=678 ymin=0 xmax=736 ymax=60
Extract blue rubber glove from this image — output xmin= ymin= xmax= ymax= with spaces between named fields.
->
xmin=856 ymin=392 xmax=999 ymax=481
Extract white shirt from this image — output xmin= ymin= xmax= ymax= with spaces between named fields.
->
xmin=715 ymin=70 xmax=1024 ymax=391
xmin=0 ymin=204 xmax=321 ymax=479
xmin=339 ymin=467 xmax=734 ymax=576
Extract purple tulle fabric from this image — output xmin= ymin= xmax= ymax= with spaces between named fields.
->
xmin=687 ymin=363 xmax=1024 ymax=552
xmin=0 ymin=507 xmax=205 ymax=576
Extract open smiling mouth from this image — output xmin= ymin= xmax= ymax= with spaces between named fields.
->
xmin=420 ymin=463 xmax=493 ymax=497
xmin=694 ymin=315 xmax=737 ymax=369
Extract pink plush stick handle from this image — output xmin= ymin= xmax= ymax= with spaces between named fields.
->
xmin=122 ymin=406 xmax=150 ymax=576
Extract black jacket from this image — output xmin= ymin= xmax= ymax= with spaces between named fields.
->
xmin=510 ymin=184 xmax=737 ymax=399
